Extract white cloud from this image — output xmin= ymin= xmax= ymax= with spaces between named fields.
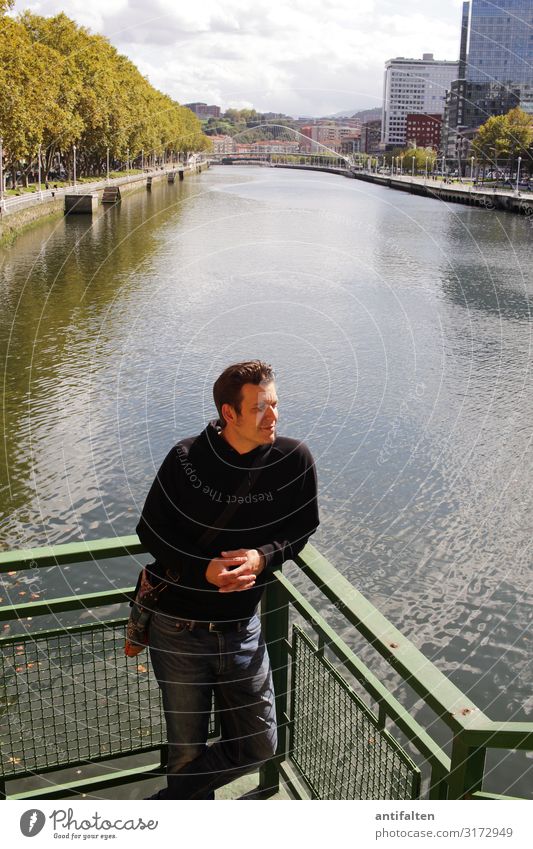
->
xmin=12 ymin=0 xmax=464 ymax=115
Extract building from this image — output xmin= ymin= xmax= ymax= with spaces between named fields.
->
xmin=381 ymin=54 xmax=459 ymax=148
xmin=300 ymin=123 xmax=360 ymax=153
xmin=185 ymin=103 xmax=221 ymax=119
xmin=360 ymin=119 xmax=382 ymax=154
xmin=232 ymin=141 xmax=301 ymax=156
xmin=443 ymin=0 xmax=533 ymax=158
xmin=211 ymin=135 xmax=235 ymax=155
xmin=405 ymin=114 xmax=443 ymax=149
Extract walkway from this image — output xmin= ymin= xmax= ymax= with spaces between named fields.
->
xmin=0 ymin=160 xmax=204 ymax=216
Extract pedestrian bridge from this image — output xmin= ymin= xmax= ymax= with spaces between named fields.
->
xmin=0 ymin=537 xmax=531 ymax=800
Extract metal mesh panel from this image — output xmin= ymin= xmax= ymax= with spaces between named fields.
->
xmin=0 ymin=622 xmax=165 ymax=778
xmin=290 ymin=627 xmax=420 ymax=799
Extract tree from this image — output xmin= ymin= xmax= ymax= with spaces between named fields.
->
xmin=472 ymin=113 xmax=511 ymax=169
xmin=505 ymin=107 xmax=533 ymax=173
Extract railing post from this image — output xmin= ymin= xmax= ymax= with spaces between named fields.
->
xmin=448 ymin=732 xmax=486 ymax=799
xmin=428 ymin=764 xmax=449 ymax=800
xmin=259 ymin=571 xmax=289 ymax=794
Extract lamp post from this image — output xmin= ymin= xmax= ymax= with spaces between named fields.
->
xmin=516 ymin=156 xmax=522 ymax=193
xmin=0 ymin=136 xmax=3 ymax=210
xmin=471 ymin=156 xmax=474 ymax=182
xmin=126 ymin=147 xmax=130 ymax=176
xmin=411 ymin=156 xmax=415 ymax=178
xmin=400 ymin=155 xmax=404 ymax=176
xmin=38 ymin=143 xmax=42 ymax=197
xmin=425 ymin=156 xmax=428 ymax=180
xmin=73 ymin=144 xmax=77 ymax=186
xmin=141 ymin=148 xmax=144 ymax=172
xmin=106 ymin=147 xmax=110 ymax=182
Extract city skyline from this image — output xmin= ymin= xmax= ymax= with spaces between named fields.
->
xmin=11 ymin=0 xmax=465 ymax=116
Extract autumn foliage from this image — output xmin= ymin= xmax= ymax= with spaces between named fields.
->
xmin=0 ymin=8 xmax=209 ymax=183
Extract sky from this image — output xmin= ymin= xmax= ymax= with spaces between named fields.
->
xmin=13 ymin=0 xmax=465 ymax=116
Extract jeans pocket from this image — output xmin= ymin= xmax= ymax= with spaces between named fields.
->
xmin=153 ymin=613 xmax=191 ymax=638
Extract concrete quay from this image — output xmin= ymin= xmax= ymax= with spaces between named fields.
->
xmin=350 ymin=170 xmax=533 ymax=216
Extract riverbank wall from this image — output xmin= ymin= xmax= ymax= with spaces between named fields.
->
xmin=270 ymin=163 xmax=533 ymax=217
xmin=353 ymin=170 xmax=533 ymax=216
xmin=0 ymin=162 xmax=208 ymax=246
xmin=0 ymin=198 xmax=64 ymax=246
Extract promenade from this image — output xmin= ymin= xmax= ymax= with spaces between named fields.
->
xmin=0 ymin=159 xmax=205 ymax=217
xmin=354 ymin=169 xmax=533 ymax=214
xmin=268 ymin=160 xmax=533 ymax=215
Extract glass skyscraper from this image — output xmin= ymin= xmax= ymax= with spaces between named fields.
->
xmin=467 ymin=0 xmax=533 ymax=87
xmin=443 ymin=0 xmax=533 ymax=158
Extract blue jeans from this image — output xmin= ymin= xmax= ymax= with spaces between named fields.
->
xmin=148 ymin=611 xmax=277 ymax=799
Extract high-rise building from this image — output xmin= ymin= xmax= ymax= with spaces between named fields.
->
xmin=381 ymin=54 xmax=459 ymax=149
xmin=443 ymin=0 xmax=533 ymax=157
xmin=467 ymin=0 xmax=532 ymax=88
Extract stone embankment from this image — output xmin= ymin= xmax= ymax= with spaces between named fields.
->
xmin=354 ymin=171 xmax=533 ymax=215
xmin=270 ymin=162 xmax=533 ymax=216
xmin=0 ymin=162 xmax=208 ymax=246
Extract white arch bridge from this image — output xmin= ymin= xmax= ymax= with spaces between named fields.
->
xmin=207 ymin=123 xmax=365 ymax=173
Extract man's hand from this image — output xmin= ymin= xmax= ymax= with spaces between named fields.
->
xmin=205 ymin=549 xmax=265 ymax=593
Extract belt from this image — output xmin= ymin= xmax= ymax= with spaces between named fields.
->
xmin=176 ymin=617 xmax=251 ymax=633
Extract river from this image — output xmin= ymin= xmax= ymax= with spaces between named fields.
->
xmin=1 ymin=165 xmax=531 ymax=796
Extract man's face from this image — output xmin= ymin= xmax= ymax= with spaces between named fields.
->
xmin=224 ymin=380 xmax=279 ymax=452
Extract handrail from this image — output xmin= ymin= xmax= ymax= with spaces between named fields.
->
xmin=0 ymin=161 xmax=206 ymax=216
xmin=0 ymin=534 xmax=143 ymax=571
xmin=1 ymin=535 xmax=531 ymax=799
xmin=296 ymin=544 xmax=533 ymax=748
xmin=296 ymin=544 xmax=489 ymax=732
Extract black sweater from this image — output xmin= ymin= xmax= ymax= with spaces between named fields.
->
xmin=136 ymin=421 xmax=319 ymax=620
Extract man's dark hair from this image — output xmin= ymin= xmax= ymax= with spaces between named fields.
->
xmin=213 ymin=360 xmax=275 ymax=425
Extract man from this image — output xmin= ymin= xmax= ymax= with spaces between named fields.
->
xmin=137 ymin=360 xmax=319 ymax=799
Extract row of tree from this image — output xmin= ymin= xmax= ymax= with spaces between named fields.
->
xmin=0 ymin=2 xmax=210 ymax=186
xmin=382 ymin=147 xmax=438 ymax=170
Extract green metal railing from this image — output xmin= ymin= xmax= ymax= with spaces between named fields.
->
xmin=1 ymin=536 xmax=531 ymax=800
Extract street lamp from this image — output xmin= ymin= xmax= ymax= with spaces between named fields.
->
xmin=141 ymin=148 xmax=144 ymax=172
xmin=126 ymin=147 xmax=130 ymax=175
xmin=412 ymin=156 xmax=415 ymax=177
xmin=516 ymin=156 xmax=522 ymax=193
xmin=106 ymin=147 xmax=110 ymax=181
xmin=471 ymin=156 xmax=474 ymax=182
xmin=425 ymin=156 xmax=428 ymax=180
xmin=516 ymin=156 xmax=522 ymax=194
xmin=400 ymin=156 xmax=404 ymax=176
xmin=37 ymin=143 xmax=42 ymax=197
xmin=73 ymin=144 xmax=77 ymax=186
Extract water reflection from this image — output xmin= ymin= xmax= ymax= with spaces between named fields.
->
xmin=1 ymin=167 xmax=532 ymax=796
